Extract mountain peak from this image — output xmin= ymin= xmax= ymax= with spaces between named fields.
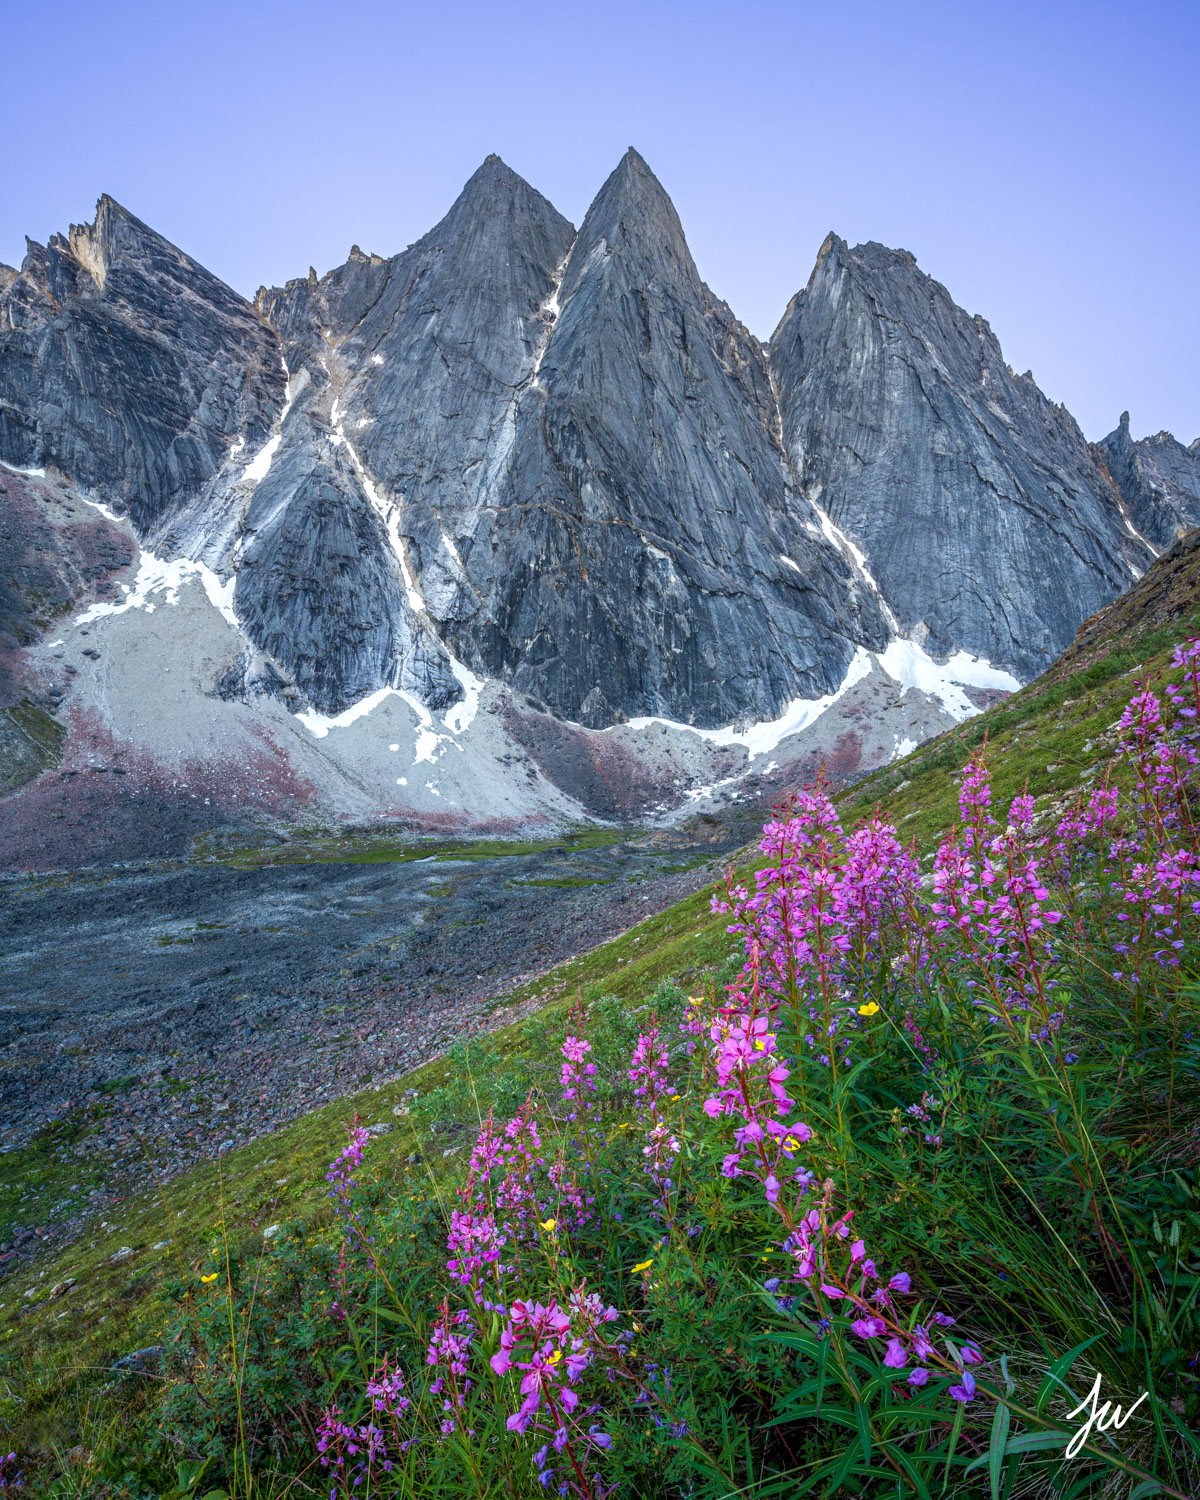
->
xmin=417 ymin=156 xmax=573 ymax=256
xmin=562 ymin=148 xmax=695 ymax=299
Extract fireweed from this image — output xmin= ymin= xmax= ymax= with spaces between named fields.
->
xmin=97 ymin=652 xmax=1199 ymax=1498
xmin=293 ymin=653 xmax=1200 ymax=1498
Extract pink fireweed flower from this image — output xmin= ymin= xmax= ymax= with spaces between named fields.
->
xmin=560 ymin=1034 xmax=598 ymax=1119
xmin=772 ymin=1199 xmax=999 ymax=1404
xmin=490 ymin=1288 xmax=619 ymax=1472
xmin=629 ymin=1021 xmax=670 ymax=1116
xmin=326 ymin=1117 xmax=371 ymax=1223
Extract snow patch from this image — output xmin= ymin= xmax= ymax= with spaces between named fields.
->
xmin=241 ymin=361 xmax=302 ymax=488
xmin=529 ymin=250 xmax=571 ymax=387
xmin=617 ymin=637 xmax=1018 ymax=763
xmin=893 ymin=735 xmax=918 ymax=760
xmin=620 ymin=648 xmax=874 ymax=758
xmin=295 ymin=686 xmax=408 ymax=739
xmin=443 ymin=659 xmax=485 ymax=735
xmin=0 ymin=457 xmax=46 ymax=478
xmin=414 ymin=728 xmax=440 ymax=764
xmin=327 ymin=407 xmax=490 ymax=738
xmin=77 ymin=494 xmax=123 ymax=525
xmin=805 ymin=500 xmax=899 ymax=632
xmin=74 ymin=552 xmax=239 ymax=629
xmin=1111 ymin=490 xmax=1159 ymax=572
xmin=329 ymin=413 xmax=427 ymax=614
xmin=440 ymin=528 xmax=466 ymax=573
xmin=875 ymin=639 xmax=1019 ymax=721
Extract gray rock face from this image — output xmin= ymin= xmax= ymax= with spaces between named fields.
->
xmin=230 ymin=153 xmax=888 ymax=727
xmin=459 ymin=152 xmax=889 ymax=728
xmin=1095 ymin=412 xmax=1200 ymax=551
xmin=769 ymin=235 xmax=1153 ymax=678
xmin=1 ymin=155 xmax=1192 ymax=788
xmin=0 ymin=197 xmax=282 ymax=532
xmin=216 ymin=155 xmax=580 ymax=714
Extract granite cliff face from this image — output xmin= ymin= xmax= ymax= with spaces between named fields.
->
xmin=0 ymin=196 xmax=282 ymax=532
xmin=1095 ymin=412 xmax=1200 ymax=553
xmin=1 ymin=151 xmax=1196 ymax=859
xmin=770 ymin=235 xmax=1161 ymax=678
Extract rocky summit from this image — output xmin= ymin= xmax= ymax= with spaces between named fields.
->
xmin=1 ymin=150 xmax=1198 ymax=865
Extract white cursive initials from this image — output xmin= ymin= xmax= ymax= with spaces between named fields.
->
xmin=1064 ymin=1372 xmax=1150 ymax=1459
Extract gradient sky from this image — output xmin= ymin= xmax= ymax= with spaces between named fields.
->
xmin=4 ymin=0 xmax=1197 ymax=442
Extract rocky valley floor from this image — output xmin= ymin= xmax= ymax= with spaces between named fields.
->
xmin=0 ymin=811 xmax=756 ymax=1271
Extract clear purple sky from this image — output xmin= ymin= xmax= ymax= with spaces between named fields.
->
xmin=4 ymin=0 xmax=1196 ymax=442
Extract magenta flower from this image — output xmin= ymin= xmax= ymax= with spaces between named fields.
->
xmin=850 ymin=1316 xmax=886 ymax=1338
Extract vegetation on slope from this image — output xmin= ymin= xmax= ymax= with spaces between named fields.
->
xmin=3 ymin=533 xmax=1200 ymax=1497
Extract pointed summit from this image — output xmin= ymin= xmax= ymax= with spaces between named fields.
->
xmin=418 ymin=155 xmax=573 ymax=258
xmin=561 ymin=148 xmax=697 ymax=301
xmin=770 ymin=234 xmax=1150 ymax=676
xmin=1098 ymin=411 xmax=1200 ymax=550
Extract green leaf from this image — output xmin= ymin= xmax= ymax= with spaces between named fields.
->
xmin=175 ymin=1460 xmax=210 ymax=1492
xmin=942 ymin=1402 xmax=966 ymax=1489
xmin=1128 ymin=1483 xmax=1163 ymax=1499
xmin=853 ymin=1397 xmax=873 ymax=1469
xmin=988 ymin=1400 xmax=1011 ymax=1500
xmin=785 ymin=1448 xmax=861 ymax=1497
xmin=1035 ymin=1332 xmax=1105 ymax=1414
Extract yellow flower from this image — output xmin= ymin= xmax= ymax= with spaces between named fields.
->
xmin=540 ymin=1218 xmax=557 ymax=1233
xmin=631 ymin=1258 xmax=654 ymax=1274
xmin=200 ymin=1272 xmax=219 ymax=1283
xmin=688 ymin=995 xmax=704 ymax=1006
xmin=858 ymin=1002 xmax=881 ymax=1017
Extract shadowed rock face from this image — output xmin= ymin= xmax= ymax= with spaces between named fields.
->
xmin=0 ymin=197 xmax=283 ymax=532
xmin=1095 ymin=412 xmax=1200 ymax=552
xmin=768 ymin=235 xmax=1153 ymax=679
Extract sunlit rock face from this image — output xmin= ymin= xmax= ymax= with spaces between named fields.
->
xmin=3 ymin=151 xmax=1197 ymax=850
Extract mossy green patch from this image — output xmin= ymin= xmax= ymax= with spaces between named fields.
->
xmin=0 ymin=699 xmax=65 ymax=795
xmin=213 ymin=825 xmax=631 ymax=870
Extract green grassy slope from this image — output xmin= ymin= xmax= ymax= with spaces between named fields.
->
xmin=4 ymin=529 xmax=1199 ymax=1464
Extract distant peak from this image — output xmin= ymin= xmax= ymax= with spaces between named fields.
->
xmin=1120 ymin=410 xmax=1131 ymax=428
xmin=423 ymin=156 xmax=572 ymax=249
xmin=575 ymin=149 xmax=684 ymax=245
xmin=608 ymin=146 xmax=665 ymax=194
xmin=461 ymin=153 xmax=522 ymax=189
xmin=808 ymin=232 xmax=845 ymax=287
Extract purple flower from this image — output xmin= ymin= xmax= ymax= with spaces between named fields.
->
xmin=851 ymin=1316 xmax=886 ymax=1338
xmin=883 ymin=1338 xmax=908 ymax=1369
